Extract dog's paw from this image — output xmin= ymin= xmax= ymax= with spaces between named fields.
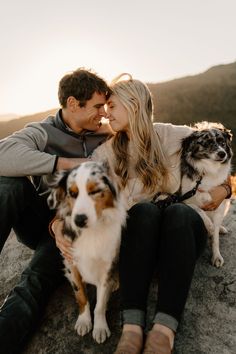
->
xmin=92 ymin=323 xmax=111 ymax=343
xmin=212 ymin=253 xmax=224 ymax=268
xmin=219 ymin=225 xmax=228 ymax=235
xmin=75 ymin=315 xmax=92 ymax=336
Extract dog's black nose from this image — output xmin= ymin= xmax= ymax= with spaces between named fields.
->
xmin=217 ymin=151 xmax=226 ymax=159
xmin=74 ymin=214 xmax=88 ymax=228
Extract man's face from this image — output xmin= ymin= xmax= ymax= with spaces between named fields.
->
xmin=67 ymin=92 xmax=107 ymax=132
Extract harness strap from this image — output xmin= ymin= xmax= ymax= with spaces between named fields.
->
xmin=178 ymin=177 xmax=202 ymax=202
xmin=152 ymin=176 xmax=202 ymax=209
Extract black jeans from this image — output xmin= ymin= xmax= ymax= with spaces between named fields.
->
xmin=119 ymin=202 xmax=207 ymax=328
xmin=0 ymin=177 xmax=64 ymax=354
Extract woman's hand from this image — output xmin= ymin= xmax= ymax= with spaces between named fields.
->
xmin=199 ymin=185 xmax=228 ymax=211
xmin=51 ymin=219 xmax=73 ymax=262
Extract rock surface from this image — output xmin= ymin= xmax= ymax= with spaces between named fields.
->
xmin=1 ymin=200 xmax=236 ymax=354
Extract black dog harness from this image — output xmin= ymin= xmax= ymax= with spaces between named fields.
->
xmin=152 ymin=177 xmax=202 ymax=209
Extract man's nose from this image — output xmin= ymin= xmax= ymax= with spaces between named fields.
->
xmin=99 ymin=106 xmax=106 ymax=116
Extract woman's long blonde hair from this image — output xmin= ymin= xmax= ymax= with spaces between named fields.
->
xmin=110 ymin=74 xmax=169 ymax=194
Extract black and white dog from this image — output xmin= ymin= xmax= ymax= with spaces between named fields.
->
xmin=181 ymin=122 xmax=233 ymax=267
xmin=48 ymin=161 xmax=126 ymax=343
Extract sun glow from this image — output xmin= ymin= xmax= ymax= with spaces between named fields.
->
xmin=0 ymin=0 xmax=236 ymax=117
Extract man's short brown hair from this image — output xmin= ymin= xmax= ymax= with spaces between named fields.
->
xmin=58 ymin=68 xmax=111 ymax=108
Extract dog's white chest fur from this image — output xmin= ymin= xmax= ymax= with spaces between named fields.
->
xmin=72 ymin=223 xmax=121 ymax=286
xmin=182 ymin=163 xmax=230 ymax=207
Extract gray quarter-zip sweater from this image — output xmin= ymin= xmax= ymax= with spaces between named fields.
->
xmin=0 ymin=110 xmax=111 ymax=192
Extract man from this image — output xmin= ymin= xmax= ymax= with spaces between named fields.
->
xmin=0 ymin=68 xmax=112 ymax=353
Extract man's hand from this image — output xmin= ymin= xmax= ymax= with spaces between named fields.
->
xmin=199 ymin=185 xmax=228 ymax=211
xmin=56 ymin=157 xmax=88 ymax=171
xmin=51 ymin=219 xmax=73 ymax=262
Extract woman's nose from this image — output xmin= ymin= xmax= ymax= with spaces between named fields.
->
xmin=105 ymin=107 xmax=110 ymax=118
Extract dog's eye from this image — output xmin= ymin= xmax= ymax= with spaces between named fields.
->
xmin=218 ymin=140 xmax=226 ymax=147
xmin=198 ymin=140 xmax=208 ymax=147
xmin=89 ymin=189 xmax=103 ymax=195
xmin=69 ymin=189 xmax=78 ymax=198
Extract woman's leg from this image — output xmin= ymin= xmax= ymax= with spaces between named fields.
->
xmin=119 ymin=202 xmax=163 ymax=327
xmin=154 ymin=203 xmax=207 ymax=329
xmin=114 ymin=202 xmax=162 ymax=354
xmin=143 ymin=203 xmax=207 ymax=353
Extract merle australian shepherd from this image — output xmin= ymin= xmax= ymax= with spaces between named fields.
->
xmin=181 ymin=122 xmax=233 ymax=267
xmin=48 ymin=161 xmax=126 ymax=343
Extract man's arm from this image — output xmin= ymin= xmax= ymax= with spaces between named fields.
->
xmin=0 ymin=123 xmax=57 ymax=176
xmin=56 ymin=157 xmax=88 ymax=171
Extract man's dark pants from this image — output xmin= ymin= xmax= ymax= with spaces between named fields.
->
xmin=0 ymin=176 xmax=64 ymax=354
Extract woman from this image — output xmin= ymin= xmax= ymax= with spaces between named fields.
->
xmin=52 ymin=74 xmax=229 ymax=353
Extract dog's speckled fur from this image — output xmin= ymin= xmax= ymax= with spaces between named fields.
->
xmin=181 ymin=122 xmax=233 ymax=267
xmin=48 ymin=161 xmax=127 ymax=343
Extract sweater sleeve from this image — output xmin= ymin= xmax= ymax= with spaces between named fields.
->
xmin=154 ymin=123 xmax=193 ymax=155
xmin=0 ymin=123 xmax=57 ymax=176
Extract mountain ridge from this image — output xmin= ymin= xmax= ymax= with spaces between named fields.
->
xmin=1 ymin=61 xmax=235 ymax=169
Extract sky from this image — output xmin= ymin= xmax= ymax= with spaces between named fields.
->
xmin=0 ymin=0 xmax=235 ymax=118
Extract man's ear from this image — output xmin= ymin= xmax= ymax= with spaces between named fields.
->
xmin=67 ymin=96 xmax=79 ymax=112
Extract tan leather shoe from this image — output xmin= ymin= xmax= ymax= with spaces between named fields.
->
xmin=113 ymin=331 xmax=143 ymax=354
xmin=143 ymin=330 xmax=173 ymax=354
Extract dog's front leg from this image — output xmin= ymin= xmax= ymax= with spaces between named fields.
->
xmin=92 ymin=280 xmax=112 ymax=343
xmin=209 ymin=209 xmax=225 ymax=267
xmin=207 ymin=205 xmax=225 ymax=268
xmin=187 ymin=203 xmax=215 ymax=236
xmin=68 ymin=264 xmax=92 ymax=336
xmin=211 ymin=225 xmax=224 ymax=267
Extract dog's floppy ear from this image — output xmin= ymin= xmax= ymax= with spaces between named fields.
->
xmin=181 ymin=135 xmax=191 ymax=152
xmin=102 ymin=175 xmax=117 ymax=199
xmin=222 ymin=127 xmax=233 ymax=142
xmin=101 ymin=159 xmax=110 ymax=175
xmin=181 ymin=131 xmax=199 ymax=152
xmin=100 ymin=160 xmax=117 ymax=199
xmin=47 ymin=170 xmax=70 ymax=209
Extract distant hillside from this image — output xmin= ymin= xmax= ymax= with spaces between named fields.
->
xmin=0 ymin=62 xmax=235 ymax=170
xmin=0 ymin=109 xmax=58 ymax=139
xmin=148 ymin=61 xmax=236 ymax=171
xmin=0 ymin=113 xmax=19 ymax=121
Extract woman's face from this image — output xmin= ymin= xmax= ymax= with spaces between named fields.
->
xmin=106 ymin=95 xmax=130 ymax=133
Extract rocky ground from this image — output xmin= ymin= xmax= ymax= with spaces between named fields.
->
xmin=0 ymin=200 xmax=236 ymax=354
